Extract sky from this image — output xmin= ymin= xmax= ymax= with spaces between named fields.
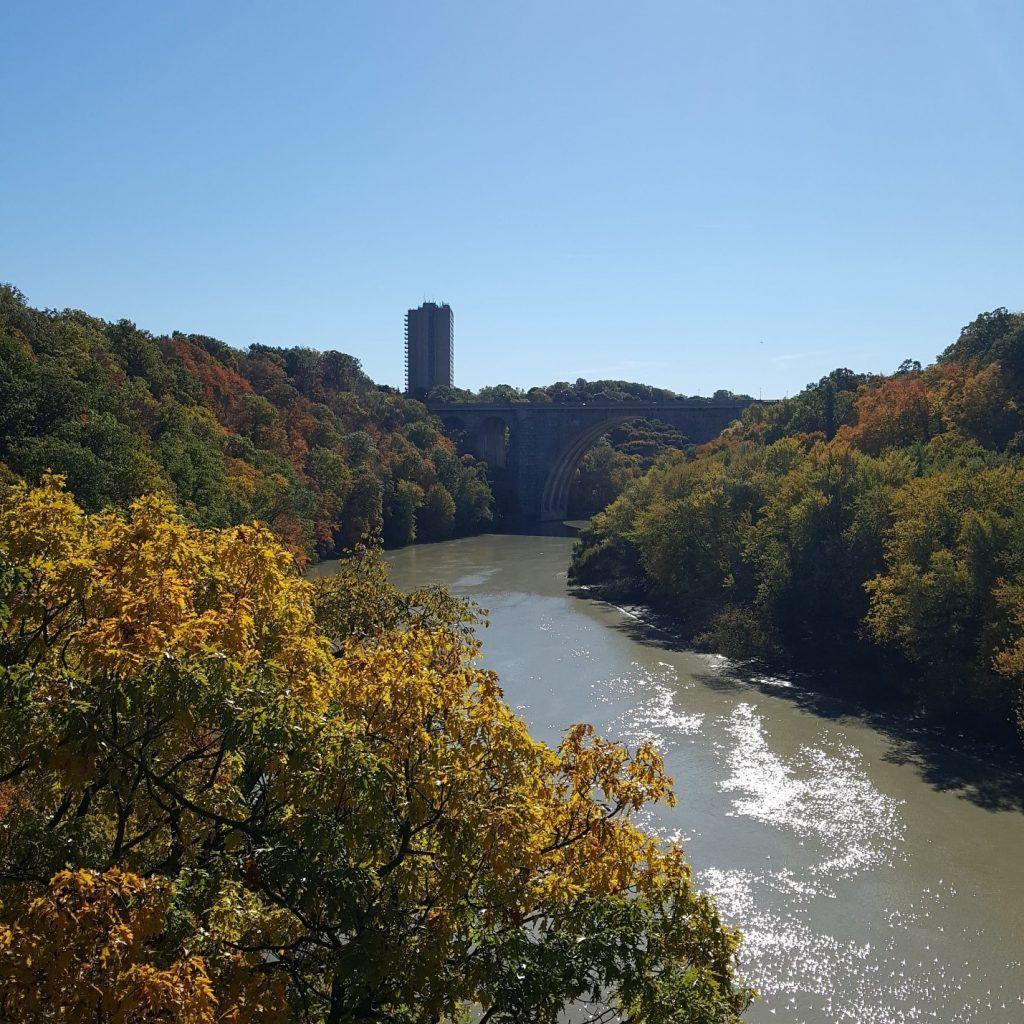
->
xmin=3 ymin=1 xmax=1023 ymax=398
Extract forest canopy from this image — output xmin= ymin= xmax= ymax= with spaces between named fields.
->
xmin=0 ymin=285 xmax=493 ymax=564
xmin=571 ymin=309 xmax=1024 ymax=744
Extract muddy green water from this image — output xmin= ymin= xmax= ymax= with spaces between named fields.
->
xmin=313 ymin=532 xmax=1024 ymax=1023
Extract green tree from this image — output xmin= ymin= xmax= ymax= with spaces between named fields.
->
xmin=417 ymin=482 xmax=456 ymax=541
xmin=384 ymin=478 xmax=424 ymax=546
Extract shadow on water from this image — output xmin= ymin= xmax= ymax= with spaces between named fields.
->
xmin=492 ymin=517 xmax=585 ymax=538
xmin=575 ymin=589 xmax=1024 ymax=814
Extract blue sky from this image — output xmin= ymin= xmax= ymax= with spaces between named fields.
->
xmin=3 ymin=1 xmax=1022 ymax=398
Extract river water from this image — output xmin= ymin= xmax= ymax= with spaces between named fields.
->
xmin=315 ymin=532 xmax=1024 ymax=1023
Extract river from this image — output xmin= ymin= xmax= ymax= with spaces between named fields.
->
xmin=313 ymin=531 xmax=1024 ymax=1024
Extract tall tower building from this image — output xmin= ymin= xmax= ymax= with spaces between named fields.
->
xmin=405 ymin=301 xmax=454 ymax=393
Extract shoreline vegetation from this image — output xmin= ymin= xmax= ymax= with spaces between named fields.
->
xmin=569 ymin=581 xmax=1024 ymax=809
xmin=570 ymin=308 xmax=1024 ymax=753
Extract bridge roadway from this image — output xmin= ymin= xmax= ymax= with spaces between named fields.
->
xmin=427 ymin=399 xmax=756 ymax=521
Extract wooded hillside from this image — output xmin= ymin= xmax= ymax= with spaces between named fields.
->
xmin=0 ymin=286 xmax=493 ymax=564
xmin=572 ymin=309 xmax=1024 ymax=742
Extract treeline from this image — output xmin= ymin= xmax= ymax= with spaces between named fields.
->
xmin=571 ymin=309 xmax=1024 ymax=741
xmin=0 ymin=286 xmax=492 ymax=562
xmin=423 ymin=378 xmax=752 ymax=404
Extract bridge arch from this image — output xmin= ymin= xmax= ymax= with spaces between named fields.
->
xmin=539 ymin=415 xmax=636 ymax=520
xmin=476 ymin=414 xmax=511 ymax=468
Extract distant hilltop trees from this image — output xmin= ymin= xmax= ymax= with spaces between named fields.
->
xmin=419 ymin=378 xmax=753 ymax=404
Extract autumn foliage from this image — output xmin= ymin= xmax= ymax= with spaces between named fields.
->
xmin=0 ymin=285 xmax=492 ymax=564
xmin=572 ymin=309 xmax=1024 ymax=741
xmin=0 ymin=478 xmax=750 ymax=1023
xmin=834 ymin=376 xmax=932 ymax=453
xmin=0 ymin=869 xmax=221 ymax=1024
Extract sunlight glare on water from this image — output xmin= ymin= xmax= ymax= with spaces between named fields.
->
xmin=718 ymin=703 xmax=905 ymax=880
xmin=599 ymin=661 xmax=705 ymax=746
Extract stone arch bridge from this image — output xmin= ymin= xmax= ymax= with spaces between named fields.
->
xmin=427 ymin=399 xmax=756 ymax=521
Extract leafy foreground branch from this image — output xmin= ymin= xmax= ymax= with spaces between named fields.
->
xmin=0 ymin=477 xmax=751 ymax=1023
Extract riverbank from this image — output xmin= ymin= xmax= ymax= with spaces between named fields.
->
xmin=568 ymin=537 xmax=1024 ymax=756
xmin=370 ymin=522 xmax=1024 ymax=803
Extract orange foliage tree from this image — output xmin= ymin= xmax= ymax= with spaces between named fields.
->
xmin=835 ymin=376 xmax=933 ymax=454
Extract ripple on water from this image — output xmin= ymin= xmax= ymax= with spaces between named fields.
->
xmin=692 ymin=705 xmax=1018 ymax=1023
xmin=621 ymin=695 xmax=1008 ymax=1022
xmin=451 ymin=568 xmax=499 ymax=587
xmin=699 ymin=651 xmax=734 ymax=673
xmin=598 ymin=662 xmax=704 ymax=747
xmin=700 ymin=865 xmax=1021 ymax=1024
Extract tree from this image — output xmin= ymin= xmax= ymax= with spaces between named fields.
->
xmin=339 ymin=470 xmax=383 ymax=547
xmin=568 ymin=438 xmax=628 ymax=516
xmin=0 ymin=870 xmax=223 ymax=1024
xmin=932 ymin=361 xmax=1021 ymax=449
xmin=0 ymin=286 xmax=495 ymax=563
xmin=895 ymin=359 xmax=922 ymax=375
xmin=567 ymin=421 xmax=691 ymax=518
xmin=417 ymin=482 xmax=456 ymax=541
xmin=994 ymin=581 xmax=1024 ymax=730
xmin=835 ymin=377 xmax=933 ymax=454
xmin=0 ymin=478 xmax=751 ymax=1023
xmin=476 ymin=384 xmax=527 ymax=404
xmin=383 ymin=478 xmax=424 ymax=546
xmin=865 ymin=467 xmax=1024 ymax=712
xmin=939 ymin=308 xmax=1024 ymax=383
xmin=451 ymin=459 xmax=494 ymax=533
